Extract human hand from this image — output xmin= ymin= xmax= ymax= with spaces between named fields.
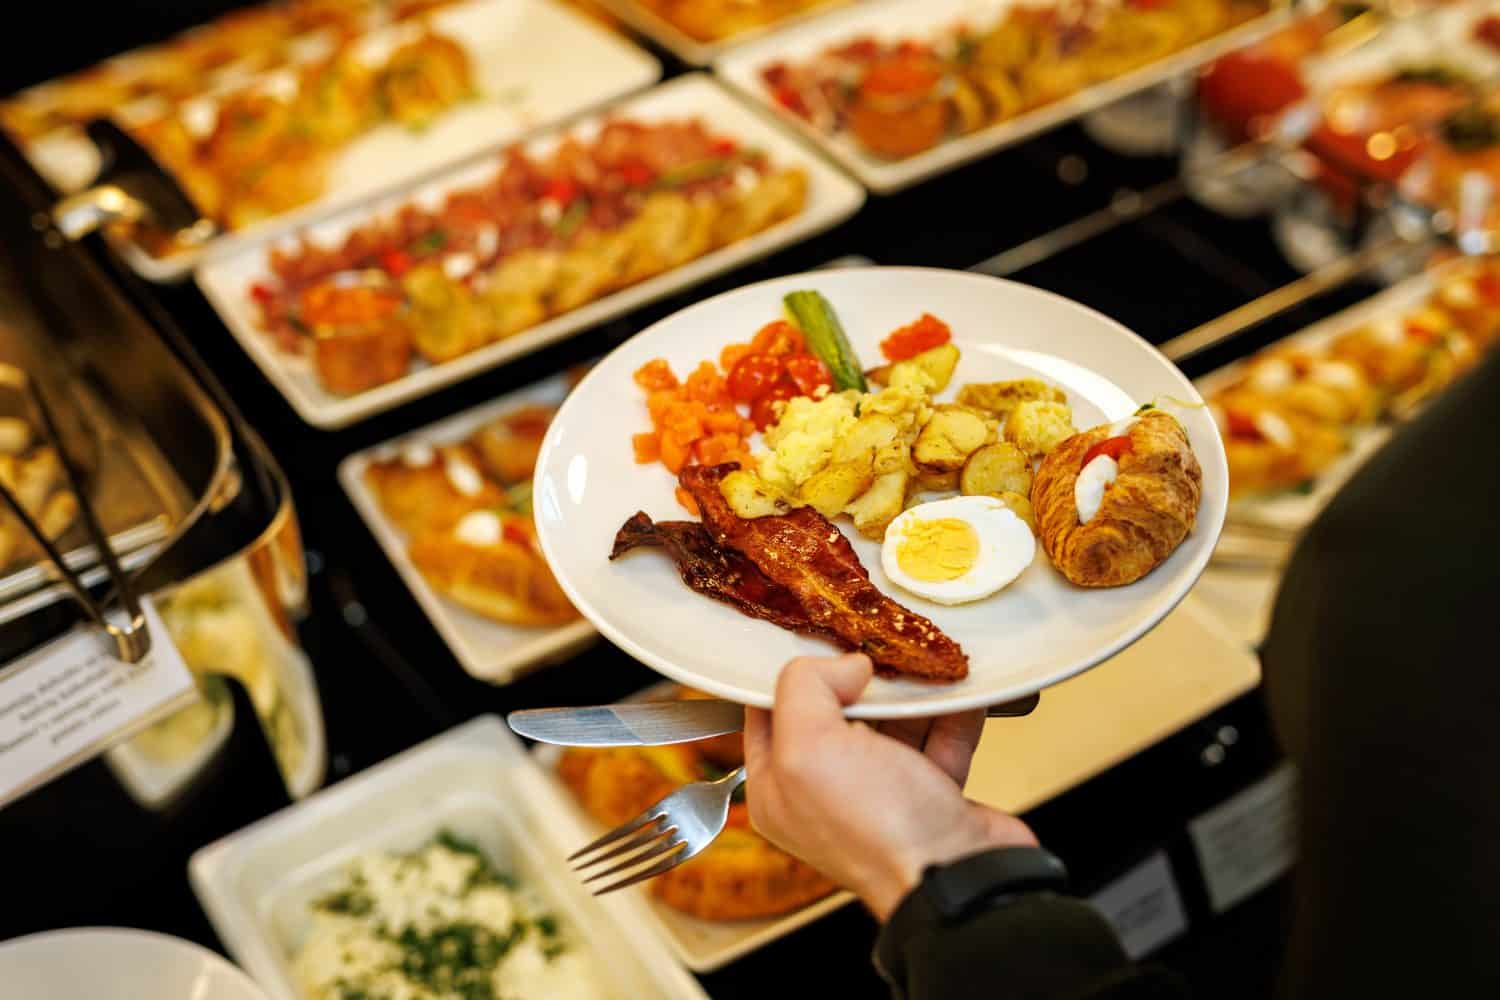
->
xmin=743 ymin=654 xmax=1038 ymax=921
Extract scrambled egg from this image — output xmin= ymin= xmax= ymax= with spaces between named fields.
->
xmin=757 ymin=366 xmax=935 ymax=493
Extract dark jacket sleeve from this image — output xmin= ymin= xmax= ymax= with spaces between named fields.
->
xmin=875 ymin=890 xmax=1188 ymax=1000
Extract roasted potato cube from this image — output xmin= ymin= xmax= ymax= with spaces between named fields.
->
xmin=956 ymin=379 xmax=1067 ymax=419
xmin=1004 ymin=400 xmax=1075 ymax=459
xmin=719 ymin=470 xmax=798 ymax=519
xmin=866 ymin=343 xmax=960 ymax=392
xmin=402 ymin=264 xmax=488 ymax=363
xmin=314 ymin=320 xmax=414 ymax=394
xmin=831 ymin=414 xmax=900 ymax=466
xmin=847 ymin=470 xmax=908 ymax=539
xmin=798 ymin=461 xmax=874 ymax=519
xmin=959 ymin=442 xmax=1033 ymax=497
xmin=996 ymin=491 xmax=1036 ymax=533
xmin=910 ymin=467 xmax=961 ymax=494
xmin=873 ymin=437 xmax=912 ymax=475
xmin=913 ymin=406 xmax=993 ymax=472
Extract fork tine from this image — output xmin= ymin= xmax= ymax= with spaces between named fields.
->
xmin=591 ymin=844 xmax=693 ymax=896
xmin=571 ymin=820 xmax=674 ymax=871
xmin=581 ymin=832 xmax=685 ymax=885
xmin=566 ymin=808 xmax=666 ymax=862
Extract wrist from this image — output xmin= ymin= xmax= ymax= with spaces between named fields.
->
xmin=864 ymin=807 xmax=1039 ymax=921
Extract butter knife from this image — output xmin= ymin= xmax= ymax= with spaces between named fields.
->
xmin=508 ymin=693 xmax=1039 ymax=747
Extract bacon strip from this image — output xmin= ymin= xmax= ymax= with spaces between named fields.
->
xmin=679 ymin=464 xmax=968 ymax=682
xmin=611 ymin=513 xmax=841 ymax=644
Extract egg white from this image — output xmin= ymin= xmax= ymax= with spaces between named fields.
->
xmin=880 ymin=496 xmax=1035 ymax=606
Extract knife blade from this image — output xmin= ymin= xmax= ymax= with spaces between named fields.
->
xmin=508 ymin=692 xmax=1041 ymax=747
xmin=508 ymin=700 xmax=746 ymax=747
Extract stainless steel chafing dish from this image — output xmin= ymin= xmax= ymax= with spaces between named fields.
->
xmin=0 ymin=140 xmax=323 ymax=807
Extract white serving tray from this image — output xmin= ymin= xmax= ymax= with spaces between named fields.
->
xmin=1195 ymin=263 xmax=1447 ymax=537
xmin=196 ymin=73 xmax=866 ymax=428
xmin=597 ymin=0 xmax=853 ymax=67
xmin=28 ymin=0 xmax=661 ymax=282
xmin=715 ymin=0 xmax=1294 ymax=194
xmin=338 ymin=372 xmax=598 ymax=684
xmin=530 ymin=681 xmax=853 ymax=972
xmin=189 ymin=715 xmax=710 ymax=1000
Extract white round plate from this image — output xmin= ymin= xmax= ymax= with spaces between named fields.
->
xmin=534 ymin=268 xmax=1227 ymax=718
xmin=0 ymin=927 xmax=269 ymax=1000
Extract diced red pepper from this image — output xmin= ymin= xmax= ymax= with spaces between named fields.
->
xmin=1478 ymin=272 xmax=1500 ymax=305
xmin=249 ymin=281 xmax=277 ymax=306
xmin=502 ymin=519 xmax=532 ymax=548
xmin=379 ymin=248 xmax=414 ymax=278
xmin=619 ymin=160 xmax=655 ymax=187
xmin=1081 ymin=435 xmax=1134 ymax=467
xmin=1225 ymin=410 xmax=1261 ymax=440
xmin=1404 ymin=319 xmax=1439 ymax=343
xmin=541 ymin=177 xmax=579 ymax=204
xmin=709 ymin=138 xmax=739 ymax=157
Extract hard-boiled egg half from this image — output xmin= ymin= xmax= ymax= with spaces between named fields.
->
xmin=880 ymin=496 xmax=1035 ymax=605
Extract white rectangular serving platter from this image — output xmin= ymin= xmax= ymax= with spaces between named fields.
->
xmin=189 ymin=715 xmax=710 ymax=1000
xmin=196 ymin=73 xmax=867 ymax=428
xmin=338 ymin=371 xmax=598 ymax=684
xmin=1299 ymin=0 xmax=1500 ymax=95
xmin=529 ymin=681 xmax=854 ymax=972
xmin=26 ymin=0 xmax=661 ymax=282
xmin=597 ymin=0 xmax=854 ymax=67
xmin=1195 ymin=263 xmax=1446 ymax=539
xmin=715 ymin=0 xmax=1295 ymax=194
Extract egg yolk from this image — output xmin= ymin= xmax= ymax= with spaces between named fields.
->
xmin=895 ymin=518 xmax=980 ymax=582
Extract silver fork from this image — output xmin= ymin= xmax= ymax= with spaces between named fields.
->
xmin=568 ymin=766 xmax=747 ymax=894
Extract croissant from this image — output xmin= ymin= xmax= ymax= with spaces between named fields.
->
xmin=1031 ymin=410 xmax=1202 ymax=588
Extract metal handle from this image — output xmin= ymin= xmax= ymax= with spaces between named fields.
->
xmin=51 ymin=185 xmax=147 ymax=241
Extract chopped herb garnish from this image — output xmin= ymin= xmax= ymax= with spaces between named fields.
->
xmin=315 ymin=888 xmax=374 ymax=917
xmin=652 ymin=157 xmax=734 ymax=190
xmin=1290 ymin=479 xmax=1317 ymax=496
xmin=1393 ymin=64 xmax=1471 ymax=88
xmin=554 ymin=198 xmax=590 ymax=240
xmin=535 ymin=914 xmax=559 ymax=937
xmin=1134 ymin=402 xmax=1156 ymax=414
xmin=414 ymin=229 xmax=448 ymax=253
xmin=503 ymin=481 xmax=533 ymax=516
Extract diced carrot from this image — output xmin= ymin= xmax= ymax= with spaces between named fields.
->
xmin=632 ymin=432 xmax=660 ymax=464
xmin=740 ymin=419 xmax=757 ymax=438
xmin=720 ymin=342 xmax=753 ymax=374
xmin=684 ymin=361 xmax=726 ymax=405
xmin=695 ymin=432 xmax=742 ymax=467
xmin=646 ymin=388 xmax=679 ymax=425
xmin=675 ymin=485 xmax=700 ymax=516
xmin=662 ymin=402 xmax=705 ymax=441
xmin=634 ymin=358 xmax=678 ymax=391
xmin=705 ymin=409 xmax=743 ymax=433
xmin=661 ymin=434 xmax=691 ymax=474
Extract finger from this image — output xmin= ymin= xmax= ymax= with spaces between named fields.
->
xmin=876 ymin=716 xmax=932 ymax=751
xmin=922 ymin=709 xmax=987 ymax=786
xmin=771 ymin=654 xmax=872 ymax=762
xmin=743 ymin=705 xmax=772 ymax=781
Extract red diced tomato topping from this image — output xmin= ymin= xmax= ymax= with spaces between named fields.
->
xmin=1081 ymin=435 xmax=1134 ymax=467
xmin=541 ymin=177 xmax=579 ymax=204
xmin=709 ymin=138 xmax=739 ymax=156
xmin=619 ymin=161 xmax=654 ymax=187
xmin=880 ymin=313 xmax=952 ymax=361
xmin=250 ymin=281 xmax=276 ymax=306
xmin=380 ymin=249 xmax=414 ymax=277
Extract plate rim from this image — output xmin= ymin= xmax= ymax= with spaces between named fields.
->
xmin=532 ymin=265 xmax=1229 ymax=719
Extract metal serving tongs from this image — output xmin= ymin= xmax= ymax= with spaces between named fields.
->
xmin=0 ymin=371 xmax=150 ymax=662
xmin=49 ymin=120 xmax=215 ymax=251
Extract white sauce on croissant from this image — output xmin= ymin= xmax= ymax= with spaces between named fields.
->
xmin=1075 ymin=455 xmax=1118 ymax=524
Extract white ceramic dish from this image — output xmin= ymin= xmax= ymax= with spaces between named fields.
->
xmin=196 ymin=73 xmax=866 ymax=428
xmin=530 ymin=680 xmax=853 ymax=972
xmin=715 ymin=0 xmax=1292 ymax=194
xmin=1196 ymin=263 xmax=1447 ymax=539
xmin=597 ymin=0 xmax=852 ymax=66
xmin=533 ymin=266 xmax=1229 ymax=718
xmin=338 ymin=372 xmax=598 ymax=683
xmin=0 ymin=927 xmax=268 ymax=1000
xmin=189 ymin=715 xmax=710 ymax=1000
xmin=32 ymin=0 xmax=661 ymax=282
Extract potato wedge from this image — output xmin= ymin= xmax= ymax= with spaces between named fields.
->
xmin=956 ymin=379 xmax=1066 ymax=419
xmin=830 ymin=413 xmax=900 ymax=466
xmin=913 ymin=406 xmax=993 ymax=472
xmin=1004 ymin=400 xmax=1075 ymax=459
xmin=719 ymin=470 xmax=798 ymax=519
xmin=866 ymin=343 xmax=962 ymax=392
xmin=847 ymin=470 xmax=909 ymax=539
xmin=910 ymin=467 xmax=960 ymax=494
xmin=996 ymin=491 xmax=1036 ymax=533
xmin=798 ymin=461 xmax=875 ymax=519
xmin=959 ymin=442 xmax=1033 ymax=498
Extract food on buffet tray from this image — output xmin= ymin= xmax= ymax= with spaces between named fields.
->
xmin=0 ymin=0 xmax=458 ymax=144
xmin=0 ymin=406 xmax=80 ymax=571
xmin=760 ymin=0 xmax=1269 ymax=159
xmin=365 ymin=404 xmax=579 ymax=626
xmin=1031 ymin=408 xmax=1202 ymax=587
xmin=293 ymin=831 xmax=611 ymax=999
xmin=629 ymin=0 xmax=841 ymax=43
xmin=617 ymin=292 xmax=1207 ymax=679
xmin=557 ymin=686 xmax=837 ymax=920
xmin=253 ymin=119 xmax=809 ymax=395
xmin=1210 ymin=256 xmax=1500 ymax=497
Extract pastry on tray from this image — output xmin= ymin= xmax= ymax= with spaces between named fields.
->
xmin=1031 ymin=409 xmax=1202 ymax=587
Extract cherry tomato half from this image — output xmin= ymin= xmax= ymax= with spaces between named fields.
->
xmin=750 ymin=379 xmax=799 ymax=431
xmin=783 ymin=354 xmax=832 ymax=396
xmin=728 ymin=353 xmax=782 ymax=402
xmin=749 ymin=320 xmax=805 ymax=357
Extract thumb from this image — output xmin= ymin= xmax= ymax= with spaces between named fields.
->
xmin=771 ymin=654 xmax=872 ymax=758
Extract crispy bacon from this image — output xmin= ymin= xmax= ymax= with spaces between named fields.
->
xmin=679 ymin=464 xmax=968 ymax=683
xmin=611 ymin=513 xmax=840 ymax=644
